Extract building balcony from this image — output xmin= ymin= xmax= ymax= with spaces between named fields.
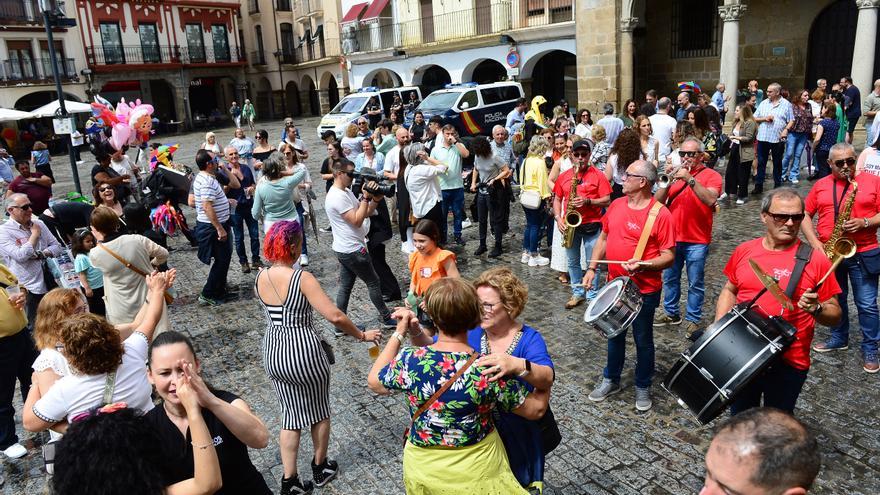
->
xmin=247 ymin=0 xmax=259 ymax=14
xmin=251 ymin=50 xmax=267 ymax=66
xmin=293 ymin=0 xmax=320 ymax=22
xmin=292 ymin=33 xmax=339 ymax=65
xmin=0 ymin=57 xmax=77 ymax=85
xmin=0 ymin=0 xmax=56 ymax=25
xmin=343 ymin=0 xmax=574 ymax=55
xmin=86 ymin=45 xmax=244 ymax=68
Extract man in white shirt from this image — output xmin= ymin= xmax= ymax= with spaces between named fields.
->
xmin=192 ymin=150 xmax=238 ymax=306
xmin=404 ymin=142 xmax=448 ymax=231
xmin=325 ymin=158 xmax=395 ymax=328
xmin=596 ymin=103 xmax=625 ymax=146
xmin=649 ymin=97 xmax=678 ymax=161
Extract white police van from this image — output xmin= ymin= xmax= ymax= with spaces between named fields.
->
xmin=316 ymin=86 xmax=421 ymax=138
xmin=404 ymin=81 xmax=524 ymax=136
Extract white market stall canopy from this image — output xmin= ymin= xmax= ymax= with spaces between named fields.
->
xmin=0 ymin=108 xmax=34 ymax=122
xmin=28 ymin=100 xmax=92 ymax=118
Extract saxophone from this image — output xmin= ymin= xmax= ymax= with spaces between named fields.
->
xmin=561 ymin=168 xmax=583 ymax=248
xmin=824 ymin=176 xmax=858 ymax=259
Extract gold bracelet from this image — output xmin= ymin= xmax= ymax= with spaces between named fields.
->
xmin=191 ymin=441 xmax=213 ymax=450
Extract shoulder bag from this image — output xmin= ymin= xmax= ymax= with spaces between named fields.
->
xmin=98 ymin=243 xmax=173 ymax=304
xmin=403 ymin=352 xmax=478 ymax=446
xmin=518 ymin=163 xmax=542 ymax=209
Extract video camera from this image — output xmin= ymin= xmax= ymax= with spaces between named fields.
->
xmin=351 ymin=167 xmax=396 ymax=198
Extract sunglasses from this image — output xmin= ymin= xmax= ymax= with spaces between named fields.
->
xmin=573 ymin=151 xmax=590 ymax=158
xmin=11 ymin=203 xmax=32 ymax=211
xmin=99 ymin=186 xmax=113 ymax=192
xmin=832 ymin=157 xmax=856 ymax=167
xmin=344 ymin=171 xmax=355 ymax=178
xmin=766 ymin=212 xmax=805 ymax=224
xmin=678 ymin=150 xmax=700 ymax=158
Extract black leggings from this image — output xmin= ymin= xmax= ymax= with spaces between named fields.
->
xmin=725 ymin=145 xmax=751 ymax=199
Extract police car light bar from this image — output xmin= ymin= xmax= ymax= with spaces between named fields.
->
xmin=356 ymin=86 xmax=380 ymax=93
xmin=444 ymin=82 xmax=478 ymax=89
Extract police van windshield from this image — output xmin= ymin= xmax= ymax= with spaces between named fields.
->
xmin=418 ymin=92 xmax=460 ymax=111
xmin=330 ymin=96 xmax=369 ymax=114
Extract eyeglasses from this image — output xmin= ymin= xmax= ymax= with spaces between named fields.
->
xmin=678 ymin=150 xmax=700 ymax=158
xmin=832 ymin=157 xmax=857 ymax=167
xmin=766 ymin=211 xmax=805 ymax=224
xmin=10 ymin=203 xmax=32 ymax=211
xmin=481 ymin=301 xmax=501 ymax=313
xmin=623 ymin=173 xmax=647 ymax=181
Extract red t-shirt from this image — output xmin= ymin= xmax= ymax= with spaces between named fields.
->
xmin=723 ymin=238 xmax=841 ymax=370
xmin=601 ymin=197 xmax=675 ymax=294
xmin=9 ymin=173 xmax=51 ymax=214
xmin=552 ymin=166 xmax=612 ymax=224
xmin=664 ymin=165 xmax=723 ymax=244
xmin=804 ymin=172 xmax=880 ymax=252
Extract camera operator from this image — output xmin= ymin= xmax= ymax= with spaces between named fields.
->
xmin=357 ymin=167 xmax=402 ymax=303
xmin=325 ymin=158 xmax=396 ymax=329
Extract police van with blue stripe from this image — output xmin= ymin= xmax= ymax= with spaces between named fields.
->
xmin=404 ymin=82 xmax=524 ymax=136
xmin=316 ymin=86 xmax=421 ymax=138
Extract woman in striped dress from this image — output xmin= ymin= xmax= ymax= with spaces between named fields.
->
xmin=255 ymin=220 xmax=381 ymax=495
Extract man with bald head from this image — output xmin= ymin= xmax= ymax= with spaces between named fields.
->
xmin=702 ymin=407 xmax=820 ymax=495
xmin=676 ymin=91 xmax=696 ymax=122
xmin=583 ymin=160 xmax=676 ymax=411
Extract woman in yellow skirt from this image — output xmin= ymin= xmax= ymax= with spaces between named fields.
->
xmin=368 ymin=278 xmax=549 ymax=494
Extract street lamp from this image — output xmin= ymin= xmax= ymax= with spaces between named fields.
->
xmin=40 ymin=0 xmax=82 ymax=193
xmin=80 ymin=68 xmax=94 ymax=101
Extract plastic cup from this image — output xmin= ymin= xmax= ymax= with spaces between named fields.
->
xmin=369 ymin=343 xmax=381 ymax=361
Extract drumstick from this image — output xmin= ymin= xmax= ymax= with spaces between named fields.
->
xmin=587 ymin=260 xmax=653 ymax=266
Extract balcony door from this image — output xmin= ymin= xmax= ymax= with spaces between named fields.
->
xmin=475 ymin=0 xmax=491 ymax=35
xmin=211 ymin=24 xmax=230 ymax=62
xmin=6 ymin=40 xmax=35 ymax=79
xmin=100 ymin=22 xmax=124 ymax=64
xmin=38 ymin=40 xmax=66 ymax=77
xmin=420 ymin=0 xmax=434 ymax=43
xmin=186 ymin=24 xmax=206 ymax=63
xmin=139 ymin=23 xmax=160 ymax=63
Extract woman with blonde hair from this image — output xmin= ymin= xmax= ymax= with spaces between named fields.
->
xmin=519 ymin=136 xmax=552 ymax=267
xmin=367 ymin=277 xmax=548 ymax=495
xmin=340 ymin=123 xmax=363 ymax=157
xmin=200 ymin=132 xmax=222 ymax=155
xmin=724 ymin=104 xmax=757 ymax=204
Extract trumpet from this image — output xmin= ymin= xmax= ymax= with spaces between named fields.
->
xmin=658 ymin=164 xmax=688 ymax=188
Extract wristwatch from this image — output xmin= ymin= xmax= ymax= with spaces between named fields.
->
xmin=687 ymin=177 xmax=697 ymax=188
xmin=518 ymin=359 xmax=532 ymax=378
xmin=865 ymin=217 xmax=870 ymax=228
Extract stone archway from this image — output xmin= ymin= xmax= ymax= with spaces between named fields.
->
xmin=256 ymin=77 xmax=273 ymax=119
xmin=804 ymin=0 xmax=870 ymax=89
xmin=301 ymin=75 xmax=320 ymax=116
xmin=285 ymin=80 xmax=302 ymax=117
xmin=319 ymin=71 xmax=340 ymax=114
xmin=521 ymin=50 xmax=576 ymax=110
xmin=361 ymin=68 xmax=402 ymax=89
xmin=14 ymin=91 xmax=82 ymax=111
xmin=412 ymin=64 xmax=451 ymax=97
xmin=462 ymin=58 xmax=506 ymax=84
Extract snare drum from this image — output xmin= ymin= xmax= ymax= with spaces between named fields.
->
xmin=662 ymin=304 xmax=796 ymax=424
xmin=583 ymin=276 xmax=642 ymax=339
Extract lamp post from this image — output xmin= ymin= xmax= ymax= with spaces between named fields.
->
xmin=41 ymin=0 xmax=82 ymax=193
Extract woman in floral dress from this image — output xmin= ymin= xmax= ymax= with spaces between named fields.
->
xmin=367 ymin=277 xmax=548 ymax=494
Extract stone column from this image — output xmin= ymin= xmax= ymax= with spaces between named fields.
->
xmin=718 ymin=3 xmax=747 ymax=111
xmin=318 ymin=89 xmax=331 ymax=115
xmin=852 ymin=0 xmax=880 ymax=94
xmin=300 ymin=89 xmax=312 ymax=116
xmin=619 ymin=18 xmax=638 ymax=103
xmin=575 ymin=0 xmax=618 ymax=112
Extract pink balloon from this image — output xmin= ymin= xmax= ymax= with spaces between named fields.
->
xmin=109 ymin=123 xmax=132 ymax=151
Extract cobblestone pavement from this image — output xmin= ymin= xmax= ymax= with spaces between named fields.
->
xmin=4 ymin=118 xmax=879 ymax=494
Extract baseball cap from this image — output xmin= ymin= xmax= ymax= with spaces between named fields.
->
xmin=571 ymin=139 xmax=592 ymax=152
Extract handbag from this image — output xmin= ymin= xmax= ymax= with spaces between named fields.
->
xmin=320 ymin=338 xmax=336 ymax=365
xmin=403 ymin=352 xmax=478 ymax=446
xmin=860 ymin=247 xmax=880 ymax=275
xmin=519 ymin=190 xmax=542 ymax=209
xmin=41 ymin=258 xmax=58 ymax=291
xmin=98 ymin=243 xmax=173 ymax=304
xmin=537 ymin=405 xmax=562 ymax=455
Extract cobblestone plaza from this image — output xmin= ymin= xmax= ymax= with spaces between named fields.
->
xmin=3 ymin=118 xmax=879 ymax=494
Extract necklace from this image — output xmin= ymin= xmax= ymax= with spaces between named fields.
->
xmin=481 ymin=327 xmax=523 ymax=355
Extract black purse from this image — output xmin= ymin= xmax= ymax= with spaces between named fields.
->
xmin=320 ymin=339 xmax=335 ymax=365
xmin=537 ymin=405 xmax=562 ymax=455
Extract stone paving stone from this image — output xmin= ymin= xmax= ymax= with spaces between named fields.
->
xmin=2 ymin=118 xmax=879 ymax=494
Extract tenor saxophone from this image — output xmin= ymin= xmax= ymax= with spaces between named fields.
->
xmin=561 ymin=168 xmax=583 ymax=248
xmin=824 ymin=176 xmax=858 ymax=259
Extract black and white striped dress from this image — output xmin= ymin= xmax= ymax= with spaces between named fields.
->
xmin=256 ymin=269 xmax=331 ymax=429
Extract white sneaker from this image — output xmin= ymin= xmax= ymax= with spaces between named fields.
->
xmin=735 ymin=199 xmax=745 ymax=205
xmin=791 ymin=178 xmax=799 ymax=184
xmin=520 ymin=252 xmax=530 ymax=264
xmin=3 ymin=443 xmax=26 ymax=459
xmin=462 ymin=219 xmax=472 ymax=229
xmin=718 ymin=193 xmax=728 ymax=200
xmin=528 ymin=255 xmax=550 ymax=267
xmin=300 ymin=254 xmax=309 ymax=266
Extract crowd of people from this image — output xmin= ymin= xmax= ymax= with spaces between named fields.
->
xmin=0 ymin=75 xmax=875 ymax=495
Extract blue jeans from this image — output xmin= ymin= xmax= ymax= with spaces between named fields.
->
xmin=828 ymin=255 xmax=880 ymax=353
xmin=729 ymin=362 xmax=807 ymax=415
xmin=195 ymin=220 xmax=233 ymax=300
xmin=781 ymin=131 xmax=809 ymax=181
xmin=662 ymin=242 xmax=708 ymax=323
xmin=231 ymin=202 xmax=261 ymax=264
xmin=755 ymin=140 xmax=784 ymax=188
xmin=605 ymin=290 xmax=660 ymax=388
xmin=441 ymin=188 xmax=465 ymax=239
xmin=566 ymin=228 xmax=599 ymax=298
xmin=295 ymin=202 xmax=309 ymax=256
xmin=521 ymin=206 xmax=543 ymax=254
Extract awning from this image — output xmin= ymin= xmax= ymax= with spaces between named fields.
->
xmin=360 ymin=0 xmax=389 ymax=21
xmin=29 ymin=100 xmax=93 ymax=118
xmin=340 ymin=2 xmax=368 ymax=24
xmin=0 ymin=108 xmax=33 ymax=122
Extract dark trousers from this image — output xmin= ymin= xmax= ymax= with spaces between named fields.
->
xmin=475 ymin=188 xmax=504 ymax=248
xmin=755 ymin=140 xmax=784 ymax=190
xmin=729 ymin=362 xmax=808 ymax=415
xmin=196 ymin=220 xmax=233 ymax=300
xmin=335 ymin=248 xmax=391 ymax=320
xmin=814 ymin=148 xmax=832 ymax=179
xmin=295 ymin=202 xmax=309 ymax=256
xmin=725 ymin=145 xmax=752 ymax=199
xmin=231 ymin=202 xmax=261 ymax=264
xmin=0 ymin=328 xmax=38 ymax=449
xmin=369 ymin=242 xmax=401 ymax=301
xmin=418 ymin=201 xmax=446 ymax=244
xmin=86 ymin=286 xmax=106 ymax=316
xmin=25 ymin=291 xmax=44 ymax=331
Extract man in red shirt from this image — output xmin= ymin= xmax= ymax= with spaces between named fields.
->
xmin=582 ymin=160 xmax=675 ymax=411
xmin=6 ymin=161 xmax=51 ymax=215
xmin=653 ymin=137 xmax=722 ymax=338
xmin=552 ymin=139 xmax=612 ymax=309
xmin=719 ymin=188 xmax=841 ymax=414
xmin=801 ymin=142 xmax=880 ymax=373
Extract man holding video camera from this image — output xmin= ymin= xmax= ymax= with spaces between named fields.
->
xmin=325 ymin=158 xmax=396 ymax=328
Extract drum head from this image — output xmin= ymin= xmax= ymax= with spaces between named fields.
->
xmin=584 ymin=278 xmax=624 ymax=323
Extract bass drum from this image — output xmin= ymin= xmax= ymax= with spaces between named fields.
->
xmin=661 ymin=303 xmax=796 ymax=424
xmin=583 ymin=276 xmax=642 ymax=339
